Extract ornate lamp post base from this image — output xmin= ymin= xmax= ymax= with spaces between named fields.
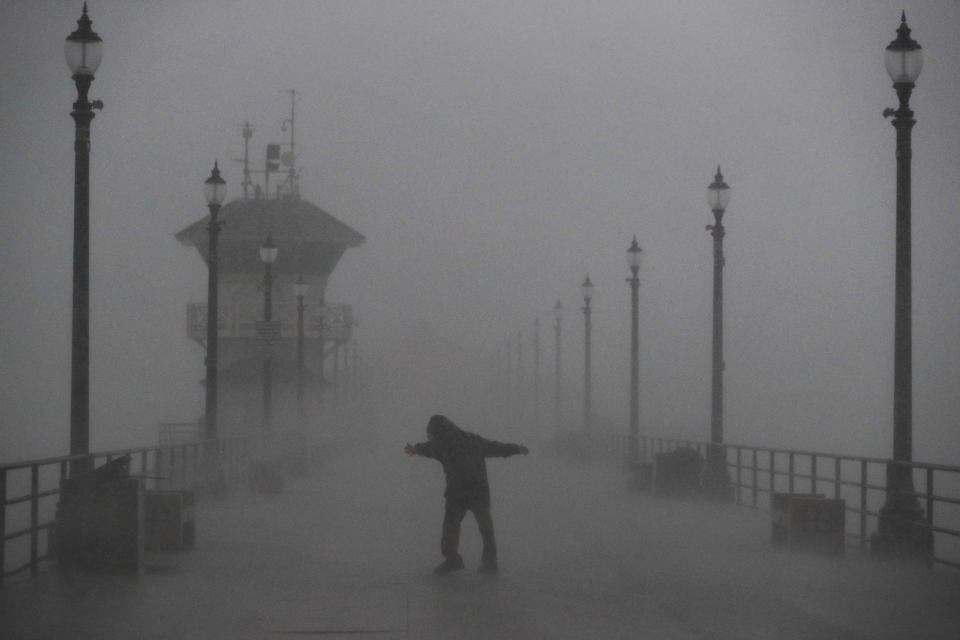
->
xmin=872 ymin=509 xmax=927 ymax=559
xmin=872 ymin=464 xmax=927 ymax=558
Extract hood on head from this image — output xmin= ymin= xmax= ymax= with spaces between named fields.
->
xmin=427 ymin=414 xmax=461 ymax=440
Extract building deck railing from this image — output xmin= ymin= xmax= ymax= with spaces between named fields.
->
xmin=0 ymin=436 xmax=250 ymax=587
xmin=592 ymin=432 xmax=960 ymax=571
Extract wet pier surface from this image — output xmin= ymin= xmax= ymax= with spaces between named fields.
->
xmin=2 ymin=434 xmax=959 ymax=639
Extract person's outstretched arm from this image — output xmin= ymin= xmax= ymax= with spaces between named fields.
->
xmin=482 ymin=439 xmax=529 ymax=458
xmin=405 ymin=441 xmax=440 ymax=459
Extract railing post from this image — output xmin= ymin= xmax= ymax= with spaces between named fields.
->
xmin=30 ymin=465 xmax=39 ymax=576
xmin=1 ymin=467 xmax=7 ymax=586
xmin=811 ymin=455 xmax=817 ymax=494
xmin=925 ymin=467 xmax=934 ymax=568
xmin=788 ymin=452 xmax=795 ymax=494
xmin=860 ymin=460 xmax=868 ymax=548
xmin=735 ymin=447 xmax=742 ymax=505
xmin=834 ymin=458 xmax=842 ymax=501
xmin=752 ymin=448 xmax=758 ymax=508
xmin=769 ymin=450 xmax=775 ymax=505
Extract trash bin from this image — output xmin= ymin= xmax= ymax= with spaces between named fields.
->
xmin=54 ymin=455 xmax=143 ymax=572
xmin=771 ymin=493 xmax=845 ymax=554
xmin=249 ymin=458 xmax=284 ymax=494
xmin=628 ymin=461 xmax=653 ymax=492
xmin=144 ymin=489 xmax=195 ymax=551
xmin=654 ymin=447 xmax=704 ymax=497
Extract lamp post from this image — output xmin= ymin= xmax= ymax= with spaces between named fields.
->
xmin=627 ymin=236 xmax=642 ymax=464
xmin=877 ymin=12 xmax=925 ymax=550
xmin=553 ymin=301 xmax=563 ymax=430
xmin=317 ymin=293 xmax=326 ymax=408
xmin=517 ymin=329 xmax=524 ymax=419
xmin=517 ymin=329 xmax=524 ymax=387
xmin=705 ymin=167 xmax=732 ymax=498
xmin=352 ymin=317 xmax=360 ymax=400
xmin=65 ymin=4 xmax=103 ymax=477
xmin=260 ymin=234 xmax=278 ymax=429
xmin=534 ymin=318 xmax=541 ymax=429
xmin=293 ymin=275 xmax=309 ymax=422
xmin=581 ymin=275 xmax=594 ymax=432
xmin=203 ymin=162 xmax=226 ymax=461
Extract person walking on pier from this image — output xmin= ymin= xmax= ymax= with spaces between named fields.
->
xmin=405 ymin=414 xmax=529 ymax=575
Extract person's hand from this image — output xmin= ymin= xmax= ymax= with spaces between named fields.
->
xmin=519 ymin=445 xmax=530 ymax=455
xmin=404 ymin=443 xmax=416 ymax=456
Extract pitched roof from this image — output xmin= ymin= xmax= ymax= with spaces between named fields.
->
xmin=175 ymin=198 xmax=365 ymax=248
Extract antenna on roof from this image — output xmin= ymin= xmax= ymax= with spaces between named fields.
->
xmin=233 ymin=121 xmax=255 ymax=199
xmin=280 ymin=89 xmax=299 ymax=199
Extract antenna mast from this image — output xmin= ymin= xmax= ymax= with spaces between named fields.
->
xmin=240 ymin=121 xmax=253 ymax=199
xmin=281 ymin=89 xmax=298 ymax=198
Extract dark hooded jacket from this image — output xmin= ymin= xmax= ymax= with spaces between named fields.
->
xmin=412 ymin=415 xmax=525 ymax=505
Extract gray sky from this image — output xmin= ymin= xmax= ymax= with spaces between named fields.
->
xmin=1 ymin=1 xmax=959 ymax=463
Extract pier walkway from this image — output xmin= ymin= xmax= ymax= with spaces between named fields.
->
xmin=2 ymin=432 xmax=958 ymax=639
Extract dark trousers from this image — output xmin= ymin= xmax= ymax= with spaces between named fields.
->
xmin=441 ymin=497 xmax=497 ymax=563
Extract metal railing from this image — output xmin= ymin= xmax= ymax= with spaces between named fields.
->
xmin=0 ymin=436 xmax=250 ymax=587
xmin=592 ymin=431 xmax=960 ymax=570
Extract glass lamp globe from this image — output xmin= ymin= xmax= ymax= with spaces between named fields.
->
xmin=204 ymin=162 xmax=227 ymax=206
xmin=707 ymin=167 xmax=731 ymax=213
xmin=260 ymin=235 xmax=278 ymax=264
xmin=627 ymin=236 xmax=642 ymax=271
xmin=885 ymin=12 xmax=923 ymax=84
xmin=581 ymin=276 xmax=594 ymax=302
xmin=65 ymin=5 xmax=103 ymax=77
xmin=292 ymin=277 xmax=309 ymax=298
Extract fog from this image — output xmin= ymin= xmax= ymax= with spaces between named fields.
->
xmin=2 ymin=1 xmax=960 ymax=466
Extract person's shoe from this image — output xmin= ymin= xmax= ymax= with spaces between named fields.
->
xmin=433 ymin=557 xmax=465 ymax=576
xmin=477 ymin=559 xmax=499 ymax=574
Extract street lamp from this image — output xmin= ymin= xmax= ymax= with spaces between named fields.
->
xmin=534 ymin=318 xmax=541 ymax=429
xmin=293 ymin=275 xmax=309 ymax=421
xmin=553 ymin=300 xmax=563 ymax=430
xmin=704 ymin=167 xmax=732 ymax=498
xmin=516 ymin=329 xmax=525 ymax=420
xmin=260 ymin=234 xmax=278 ymax=429
xmin=352 ymin=317 xmax=360 ymax=400
xmin=877 ymin=12 xmax=925 ymax=551
xmin=203 ymin=162 xmax=226 ymax=461
xmin=581 ymin=275 xmax=594 ymax=432
xmin=627 ymin=236 xmax=642 ymax=464
xmin=65 ymin=3 xmax=103 ymax=477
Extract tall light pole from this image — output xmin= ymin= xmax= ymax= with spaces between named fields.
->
xmin=553 ymin=301 xmax=563 ymax=430
xmin=534 ymin=318 xmax=541 ymax=429
xmin=260 ymin=234 xmax=278 ymax=429
xmin=517 ymin=329 xmax=524 ymax=419
xmin=705 ymin=167 xmax=732 ymax=498
xmin=352 ymin=317 xmax=360 ymax=400
xmin=517 ymin=329 xmax=524 ymax=387
xmin=627 ymin=237 xmax=642 ymax=464
xmin=317 ymin=293 xmax=326 ymax=409
xmin=65 ymin=4 xmax=103 ymax=477
xmin=581 ymin=275 xmax=594 ymax=432
xmin=203 ymin=162 xmax=226 ymax=459
xmin=293 ymin=275 xmax=309 ymax=422
xmin=877 ymin=12 xmax=925 ymax=550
